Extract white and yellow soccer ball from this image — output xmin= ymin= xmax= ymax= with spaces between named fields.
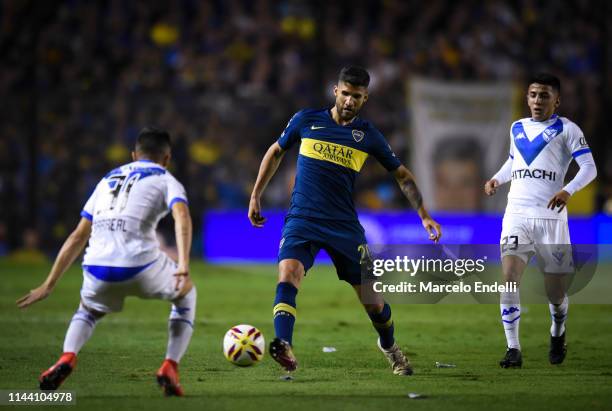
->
xmin=223 ymin=324 xmax=265 ymax=366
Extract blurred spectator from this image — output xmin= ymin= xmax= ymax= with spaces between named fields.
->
xmin=0 ymin=0 xmax=608 ymax=253
xmin=8 ymin=228 xmax=48 ymax=264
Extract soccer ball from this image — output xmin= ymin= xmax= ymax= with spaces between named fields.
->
xmin=223 ymin=324 xmax=265 ymax=366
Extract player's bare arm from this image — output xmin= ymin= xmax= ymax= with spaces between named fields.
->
xmin=393 ymin=165 xmax=442 ymax=242
xmin=248 ymin=142 xmax=286 ymax=228
xmin=172 ymin=201 xmax=193 ymax=295
xmin=16 ymin=217 xmax=92 ymax=309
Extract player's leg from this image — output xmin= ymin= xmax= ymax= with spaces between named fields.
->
xmin=40 ymin=268 xmax=122 ymax=390
xmin=499 ymin=214 xmax=532 ymax=368
xmin=270 ymin=219 xmax=318 ymax=372
xmin=500 ymin=255 xmax=526 ymax=354
xmin=134 ymin=254 xmax=196 ymax=396
xmin=328 ymin=232 xmax=412 ymax=376
xmin=351 ymin=284 xmax=413 ymax=376
xmin=269 ymin=258 xmax=306 ymax=372
xmin=536 ymin=220 xmax=572 ymax=364
xmin=158 ymin=281 xmax=196 ymax=397
xmin=273 ymin=258 xmax=304 ymax=346
xmin=39 ymin=301 xmax=106 ymax=390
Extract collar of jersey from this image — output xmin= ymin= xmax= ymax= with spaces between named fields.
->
xmin=513 ymin=116 xmax=563 ymax=165
xmin=529 ymin=113 xmax=558 ymax=123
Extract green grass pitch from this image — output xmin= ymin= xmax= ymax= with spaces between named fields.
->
xmin=1 ymin=259 xmax=611 ymax=410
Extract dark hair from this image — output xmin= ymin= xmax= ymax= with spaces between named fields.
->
xmin=339 ymin=66 xmax=370 ymax=87
xmin=135 ymin=127 xmax=171 ymax=158
xmin=528 ymin=73 xmax=561 ymax=94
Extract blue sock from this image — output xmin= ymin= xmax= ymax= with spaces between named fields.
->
xmin=273 ymin=282 xmax=298 ymax=346
xmin=368 ymin=303 xmax=395 ymax=349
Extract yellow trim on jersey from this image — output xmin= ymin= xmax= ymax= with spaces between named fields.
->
xmin=273 ymin=303 xmax=297 ymax=318
xmin=373 ymin=318 xmax=394 ymax=329
xmin=300 ymin=138 xmax=368 ymax=172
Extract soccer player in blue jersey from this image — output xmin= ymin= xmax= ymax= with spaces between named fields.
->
xmin=248 ymin=66 xmax=441 ymax=375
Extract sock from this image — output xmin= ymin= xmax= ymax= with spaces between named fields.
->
xmin=500 ymin=290 xmax=521 ymax=350
xmin=273 ymin=282 xmax=298 ymax=346
xmin=368 ymin=303 xmax=395 ymax=349
xmin=166 ymin=287 xmax=196 ymax=363
xmin=549 ymin=295 xmax=568 ymax=337
xmin=63 ymin=303 xmax=101 ymax=354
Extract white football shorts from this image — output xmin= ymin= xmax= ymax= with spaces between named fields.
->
xmin=500 ymin=213 xmax=573 ymax=274
xmin=80 ymin=252 xmax=182 ymax=313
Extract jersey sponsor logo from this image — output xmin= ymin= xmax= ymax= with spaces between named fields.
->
xmin=579 ymin=137 xmax=588 ymax=147
xmin=310 ymin=125 xmax=326 ymax=130
xmin=352 ymin=129 xmax=365 ymax=142
xmin=511 ymin=168 xmax=556 ymax=181
xmin=299 ymin=138 xmax=368 ymax=172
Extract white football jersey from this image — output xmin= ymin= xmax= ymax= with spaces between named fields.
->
xmin=80 ymin=160 xmax=187 ymax=267
xmin=505 ymin=114 xmax=591 ymax=220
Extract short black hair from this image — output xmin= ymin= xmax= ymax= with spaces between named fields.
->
xmin=339 ymin=66 xmax=370 ymax=88
xmin=135 ymin=127 xmax=171 ymax=158
xmin=528 ymin=73 xmax=561 ymax=94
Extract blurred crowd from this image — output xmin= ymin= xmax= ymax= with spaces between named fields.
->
xmin=1 ymin=0 xmax=610 ymax=254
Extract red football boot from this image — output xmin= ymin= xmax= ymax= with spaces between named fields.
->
xmin=156 ymin=359 xmax=184 ymax=397
xmin=39 ymin=352 xmax=77 ymax=390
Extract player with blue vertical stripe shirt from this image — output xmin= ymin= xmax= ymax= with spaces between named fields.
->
xmin=248 ymin=66 xmax=442 ymax=375
xmin=485 ymin=73 xmax=597 ymax=368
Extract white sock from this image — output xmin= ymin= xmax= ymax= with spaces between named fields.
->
xmin=63 ymin=304 xmax=101 ymax=354
xmin=549 ymin=295 xmax=568 ymax=337
xmin=500 ymin=290 xmax=521 ymax=350
xmin=166 ymin=287 xmax=196 ymax=363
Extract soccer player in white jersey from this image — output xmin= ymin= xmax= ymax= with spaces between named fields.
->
xmin=16 ymin=128 xmax=195 ymax=396
xmin=485 ymin=74 xmax=597 ymax=368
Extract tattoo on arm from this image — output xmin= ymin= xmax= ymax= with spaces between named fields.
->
xmin=400 ymin=178 xmax=423 ymax=210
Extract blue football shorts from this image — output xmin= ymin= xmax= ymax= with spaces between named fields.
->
xmin=278 ymin=215 xmax=367 ymax=285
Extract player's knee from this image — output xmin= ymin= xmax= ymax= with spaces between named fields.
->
xmin=80 ymin=301 xmax=106 ymax=320
xmin=278 ymin=260 xmax=304 ymax=288
xmin=502 ymin=256 xmax=525 ymax=285
xmin=363 ymin=302 xmax=384 ymax=315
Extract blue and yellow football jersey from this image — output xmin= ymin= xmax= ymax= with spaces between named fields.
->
xmin=278 ymin=108 xmax=401 ymax=221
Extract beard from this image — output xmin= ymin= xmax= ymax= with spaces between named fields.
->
xmin=337 ymin=103 xmax=357 ymax=121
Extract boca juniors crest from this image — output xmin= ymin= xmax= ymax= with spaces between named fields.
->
xmin=352 ymin=129 xmax=365 ymax=142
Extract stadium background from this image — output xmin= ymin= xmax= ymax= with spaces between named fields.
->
xmin=1 ymin=0 xmax=610 ymax=261
xmin=1 ymin=2 xmax=612 ymax=409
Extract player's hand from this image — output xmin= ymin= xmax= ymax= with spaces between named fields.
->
xmin=16 ymin=284 xmax=53 ymax=309
xmin=547 ymin=190 xmax=571 ymax=213
xmin=248 ymin=196 xmax=267 ymax=228
xmin=422 ymin=217 xmax=442 ymax=243
xmin=173 ymin=267 xmax=191 ymax=293
xmin=484 ymin=179 xmax=499 ymax=196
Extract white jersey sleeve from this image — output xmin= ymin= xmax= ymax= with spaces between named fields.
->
xmin=81 ymin=183 xmax=101 ymax=221
xmin=563 ymin=121 xmax=590 ymax=157
xmin=165 ymin=175 xmax=188 ymax=209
